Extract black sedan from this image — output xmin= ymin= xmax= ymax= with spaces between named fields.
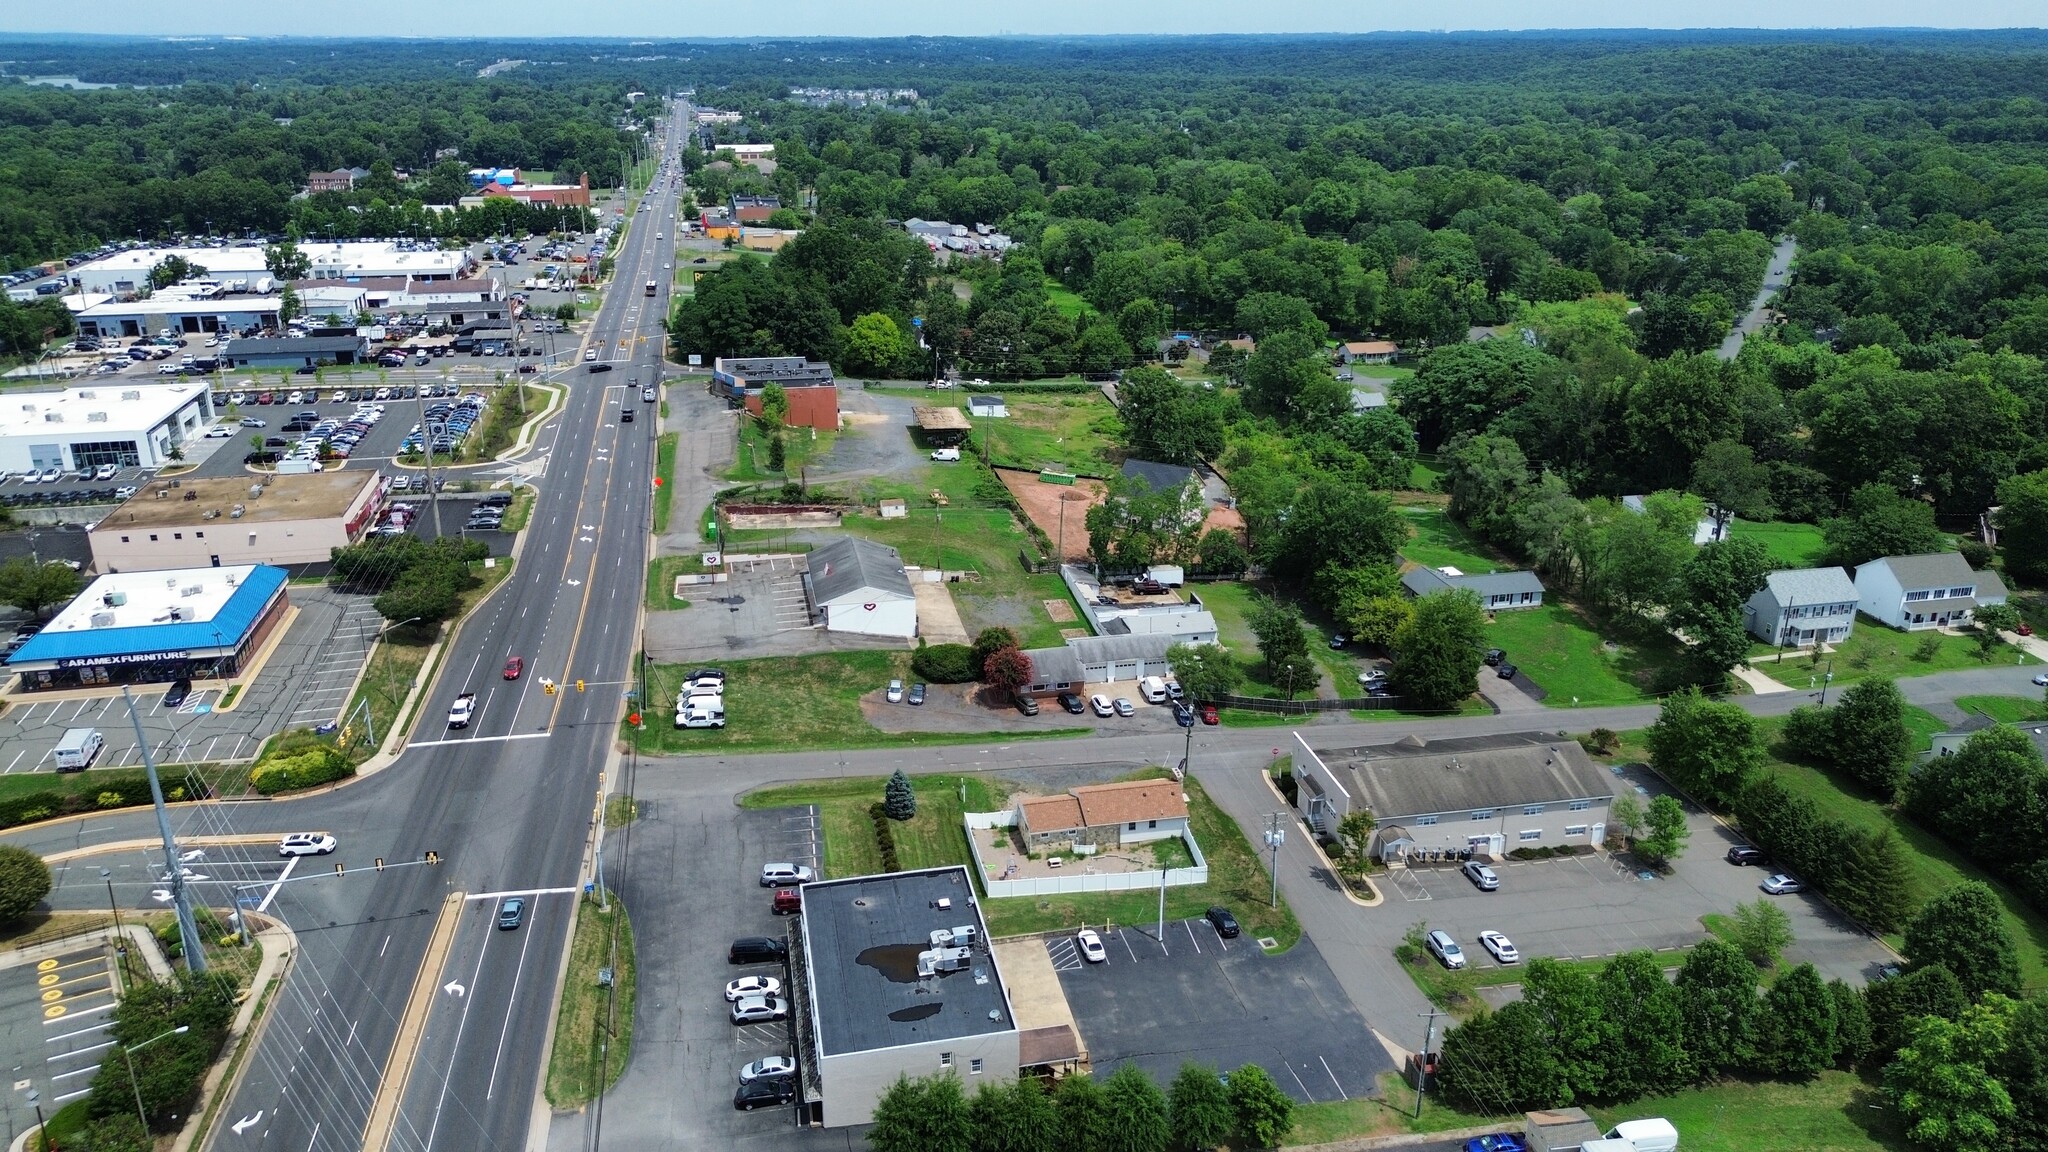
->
xmin=1726 ymin=845 xmax=1768 ymax=866
xmin=1205 ymin=906 xmax=1241 ymax=939
xmin=1058 ymin=692 xmax=1086 ymax=715
xmin=161 ymin=678 xmax=192 ymax=709
xmin=734 ymin=1078 xmax=796 ymax=1111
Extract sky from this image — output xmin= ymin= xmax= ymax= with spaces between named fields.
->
xmin=0 ymin=1 xmax=2041 ymax=38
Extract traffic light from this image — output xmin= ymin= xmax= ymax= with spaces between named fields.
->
xmin=374 ymin=857 xmax=385 ymax=872
xmin=544 ymin=681 xmax=556 ymax=695
xmin=424 ymin=851 xmax=441 ymax=865
xmin=576 ymin=679 xmax=585 ymax=693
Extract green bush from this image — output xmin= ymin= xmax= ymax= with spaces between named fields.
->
xmin=0 ymin=770 xmax=211 ymax=831
xmin=0 ymin=844 xmax=52 ymax=924
xmin=868 ymin=802 xmax=901 ymax=872
xmin=911 ymin=642 xmax=977 ymax=683
xmin=248 ymin=735 xmax=353 ymax=795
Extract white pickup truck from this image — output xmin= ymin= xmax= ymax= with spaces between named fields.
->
xmin=447 ymin=693 xmax=477 ymax=729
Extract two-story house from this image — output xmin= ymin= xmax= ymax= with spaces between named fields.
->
xmin=1745 ymin=567 xmax=1860 ymax=647
xmin=1853 ymin=552 xmax=1979 ymax=631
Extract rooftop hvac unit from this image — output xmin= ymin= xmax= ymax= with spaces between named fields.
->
xmin=89 ymin=612 xmax=115 ymax=628
xmin=224 ymin=572 xmax=236 ymax=586
xmin=929 ymin=925 xmax=977 ymax=950
xmin=180 ymin=584 xmax=203 ymax=597
xmin=168 ymin=606 xmax=189 ymax=621
xmin=916 ymin=947 xmax=973 ymax=977
xmin=19 ymin=404 xmax=33 ymax=412
xmin=42 ymin=412 xmax=61 ymax=422
xmin=229 ymin=504 xmax=244 ymax=518
xmin=87 ymin=411 xmax=109 ymax=422
xmin=121 ymin=390 xmax=141 ymax=401
xmin=78 ymin=390 xmax=96 ymax=399
xmin=102 ymin=591 xmax=127 ymax=607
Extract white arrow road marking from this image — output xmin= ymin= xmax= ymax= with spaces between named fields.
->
xmin=231 ymin=1112 xmax=262 ymax=1135
xmin=582 ymin=524 xmax=595 ymax=530
xmin=580 ymin=536 xmax=593 ymax=542
xmin=565 ymin=579 xmax=582 ymax=587
xmin=444 ymin=980 xmax=467 ymax=998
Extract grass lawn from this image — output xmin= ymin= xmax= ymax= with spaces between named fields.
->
xmin=652 ymin=432 xmax=677 ymax=532
xmin=346 ymin=629 xmax=434 ymax=758
xmin=1749 ymin=623 xmax=2033 ymax=689
xmin=543 ymin=891 xmax=637 ymax=1108
xmin=1045 ymin=280 xmax=1093 ymax=320
xmin=1483 ymin=602 xmax=1685 ymax=706
xmin=825 ymin=500 xmax=1081 ymax=649
xmin=1408 ymin=460 xmax=1443 ymax=492
xmin=1953 ymin=694 xmax=2048 ymax=723
xmin=632 ymin=651 xmax=1083 ymax=754
xmin=1731 ymin=519 xmax=1829 ymax=568
xmin=972 ymin=393 xmax=1121 ymax=478
xmin=1590 ymin=1072 xmax=1907 ymax=1152
xmin=1753 ymin=715 xmax=2048 ymax=991
xmin=1398 ymin=507 xmax=1506 ymax=572
xmin=741 ymin=773 xmax=998 ymax=879
xmin=498 ymin=487 xmax=537 ymax=533
xmin=644 ymin=554 xmax=710 ymax=611
xmin=1197 ymin=581 xmax=1330 ymax=698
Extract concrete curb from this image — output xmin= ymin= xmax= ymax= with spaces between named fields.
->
xmin=42 ymin=834 xmax=277 ymax=866
xmin=1257 ymin=767 xmax=1383 ymax=907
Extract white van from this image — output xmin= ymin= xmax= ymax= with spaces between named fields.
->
xmin=1581 ymin=1119 xmax=1679 ymax=1152
xmin=1139 ymin=675 xmax=1169 ymax=705
xmin=929 ymin=447 xmax=961 ymax=462
xmin=54 ymin=728 xmax=104 ymax=772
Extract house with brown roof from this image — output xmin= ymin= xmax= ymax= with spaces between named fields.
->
xmin=1014 ymin=779 xmax=1190 ymax=850
xmin=1339 ymin=340 xmax=1400 ymax=365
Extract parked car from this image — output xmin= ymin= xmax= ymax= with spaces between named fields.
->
xmin=1200 ymin=703 xmax=1219 ymax=725
xmin=1089 ymin=694 xmax=1115 ymax=717
xmin=1725 ymin=845 xmax=1767 ymax=866
xmin=1058 ymin=692 xmax=1086 ymax=715
xmin=497 ymin=897 xmax=525 ymax=930
xmin=730 ymin=995 xmax=789 ymax=1024
xmin=734 ymin=1078 xmax=796 ymax=1110
xmin=1077 ymin=928 xmax=1107 ymax=963
xmin=907 ymin=683 xmax=926 ymax=706
xmin=1172 ymin=700 xmax=1195 ymax=727
xmin=1483 ymin=648 xmax=1506 ymax=666
xmin=1477 ymin=930 xmax=1519 ymax=964
xmin=1462 ymin=861 xmax=1501 ymax=890
xmin=1014 ymin=693 xmax=1040 ymax=716
xmin=1427 ymin=930 xmax=1466 ymax=969
xmin=885 ymin=679 xmax=904 ymax=704
xmin=724 ymin=976 xmax=782 ymax=1002
xmin=772 ymin=888 xmax=802 ymax=915
xmin=1495 ymin=662 xmax=1519 ymax=680
xmin=1205 ymin=906 xmax=1241 ymax=938
xmin=161 ymin=678 xmax=192 ymax=709
xmin=728 ymin=937 xmax=788 ymax=964
xmin=738 ymin=1055 xmax=795 ymax=1081
xmin=1112 ymin=697 xmax=1135 ymax=717
xmin=1761 ymin=873 xmax=1806 ymax=895
xmin=760 ymin=863 xmax=814 ymax=887
xmin=1463 ymin=1135 xmax=1530 ymax=1152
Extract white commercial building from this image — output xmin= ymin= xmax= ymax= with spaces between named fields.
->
xmin=90 ymin=471 xmax=386 ymax=573
xmin=0 ymin=382 xmax=213 ymax=473
xmin=74 ymin=286 xmax=282 ymax=341
xmin=805 ymin=536 xmax=918 ymax=639
xmin=69 ymin=242 xmax=468 ymax=296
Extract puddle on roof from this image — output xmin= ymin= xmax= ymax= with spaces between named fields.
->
xmin=888 ymin=1003 xmax=942 ymax=1023
xmin=856 ymin=943 xmax=926 ymax=983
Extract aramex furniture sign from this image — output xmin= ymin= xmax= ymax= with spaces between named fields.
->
xmin=56 ymin=649 xmax=194 ymax=669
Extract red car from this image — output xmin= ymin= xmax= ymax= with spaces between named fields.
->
xmin=1200 ymin=703 xmax=1220 ymax=726
xmin=503 ymin=656 xmax=524 ymax=680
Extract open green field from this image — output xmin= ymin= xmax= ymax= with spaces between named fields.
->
xmin=972 ymin=393 xmax=1121 ymax=477
xmin=633 ymin=651 xmax=1082 ymax=754
xmin=1045 ymin=280 xmax=1092 ymax=319
xmin=743 ymin=774 xmax=999 ymax=878
xmin=644 ymin=554 xmax=710 ymax=612
xmin=1731 ymin=519 xmax=1829 ymax=567
xmin=544 ymin=892 xmax=637 ymax=1107
xmin=1590 ymin=1072 xmax=1907 ymax=1152
xmin=1197 ymin=581 xmax=1332 ymax=698
xmin=1398 ymin=507 xmax=1504 ymax=572
xmin=1748 ymin=622 xmax=2033 ymax=689
xmin=1953 ymin=693 xmax=2047 ymax=723
xmin=1752 ymin=715 xmax=2048 ymax=990
xmin=1483 ymin=602 xmax=1684 ymax=706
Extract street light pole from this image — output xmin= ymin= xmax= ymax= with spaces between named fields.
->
xmin=27 ymin=1090 xmax=47 ymax=1152
xmin=101 ymin=867 xmax=125 ymax=990
xmin=119 ymin=1025 xmax=189 ymax=1133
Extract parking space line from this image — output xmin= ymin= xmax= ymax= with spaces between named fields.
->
xmin=49 ymin=1039 xmax=115 ymax=1061
xmin=1319 ymin=1056 xmax=1346 ymax=1100
xmin=1182 ymin=920 xmax=1201 ymax=954
xmin=1116 ymin=927 xmax=1140 ymax=963
xmin=4 ymin=750 xmax=24 ymax=774
xmin=51 ymin=1065 xmax=99 ymax=1081
xmin=46 ymin=1021 xmax=111 ymax=1043
xmin=53 ymin=1087 xmax=91 ymax=1104
xmin=44 ymin=1003 xmax=113 ymax=1027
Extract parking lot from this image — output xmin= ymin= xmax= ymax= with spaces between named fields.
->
xmin=0 ymin=945 xmax=121 ymax=1131
xmin=187 ymin=385 xmax=516 ymax=482
xmin=643 ymin=555 xmax=841 ymax=664
xmin=1050 ymin=922 xmax=1392 ymax=1104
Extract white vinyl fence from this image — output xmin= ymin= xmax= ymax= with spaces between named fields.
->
xmin=963 ymin=810 xmax=1208 ymax=897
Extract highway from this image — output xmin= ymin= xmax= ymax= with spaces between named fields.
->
xmin=105 ymin=98 xmax=690 ymax=1152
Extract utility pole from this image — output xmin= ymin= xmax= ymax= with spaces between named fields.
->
xmin=1413 ymin=1008 xmax=1446 ymax=1118
xmin=1819 ymin=657 xmax=1835 ymax=706
xmin=121 ymin=686 xmax=205 ymax=973
xmin=1156 ymin=862 xmax=1167 ymax=951
xmin=414 ymin=385 xmax=443 ymax=540
xmin=1264 ymin=812 xmax=1285 ymax=908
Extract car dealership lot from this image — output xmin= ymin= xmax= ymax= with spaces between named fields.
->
xmin=1050 ymin=921 xmax=1393 ymax=1104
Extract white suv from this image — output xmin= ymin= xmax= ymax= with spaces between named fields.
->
xmin=760 ymin=863 xmax=814 ymax=887
xmin=278 ymin=833 xmax=338 ymax=857
xmin=1427 ymin=930 xmax=1466 ymax=970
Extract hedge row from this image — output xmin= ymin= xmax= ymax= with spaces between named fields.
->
xmin=911 ymin=643 xmax=977 ymax=683
xmin=869 ymin=802 xmax=902 ymax=873
xmin=248 ymin=732 xmax=354 ymax=795
xmin=0 ymin=770 xmax=212 ymax=831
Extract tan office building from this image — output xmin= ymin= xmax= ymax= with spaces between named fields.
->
xmin=89 ymin=471 xmax=385 ymax=573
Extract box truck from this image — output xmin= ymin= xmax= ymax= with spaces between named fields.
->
xmin=54 ymin=728 xmax=104 ymax=772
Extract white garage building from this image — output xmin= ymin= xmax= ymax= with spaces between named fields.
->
xmin=0 ymin=382 xmax=214 ymax=474
xmin=805 ymin=536 xmax=918 ymax=639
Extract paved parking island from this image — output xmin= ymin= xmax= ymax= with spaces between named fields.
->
xmin=1051 ymin=922 xmax=1393 ymax=1104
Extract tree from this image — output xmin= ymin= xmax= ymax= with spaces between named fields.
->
xmin=1729 ymin=897 xmax=1795 ymax=967
xmin=1974 ymin=603 xmax=2021 ymax=662
xmin=1391 ymin=588 xmax=1486 ymax=711
xmin=970 ymin=627 xmax=1021 ymax=677
xmin=0 ymin=844 xmax=52 ymax=924
xmin=278 ymin=281 xmax=302 ymax=325
xmin=1674 ymin=938 xmax=1761 ymax=1074
xmin=1192 ymin=529 xmax=1248 ymax=577
xmin=64 ymin=1113 xmax=151 ymax=1152
xmin=1829 ymin=826 xmax=1916 ymax=933
xmin=0 ymin=557 xmax=84 ymax=619
xmin=1664 ymin=538 xmax=1771 ymax=686
xmin=1607 ymin=793 xmax=1646 ymax=842
xmin=1438 ymin=1003 xmax=1569 ymax=1111
xmin=1055 ymin=1073 xmax=1113 ymax=1152
xmin=1166 ymin=1063 xmax=1232 ymax=1151
xmin=1166 ymin=643 xmax=1240 ymax=704
xmin=1758 ymin=963 xmax=1840 ymax=1077
xmin=1886 ymin=995 xmax=2018 ymax=1152
xmin=1830 ymin=978 xmax=1875 ymax=1069
xmin=759 ymin=382 xmax=790 ymax=429
xmin=844 ymin=312 xmax=908 ymax=377
xmin=147 ymin=255 xmax=206 ymax=289
xmin=1249 ymin=598 xmax=1317 ymax=699
xmin=1822 ymin=484 xmax=1943 ymax=568
xmin=1645 ymin=688 xmax=1763 ymax=807
xmin=982 ymin=646 xmax=1034 ymax=697
xmin=970 ymin=1076 xmax=1059 ymax=1152
xmin=1596 ymin=950 xmax=1691 ymax=1097
xmin=1992 ymin=996 xmax=2048 ymax=1150
xmin=869 ymin=1073 xmax=973 ymax=1152
xmin=1904 ymin=882 xmax=2024 ymax=1000
xmin=884 ymin=769 xmax=917 ymax=821
xmin=1224 ymin=1063 xmax=1294 ymax=1148
xmin=1331 ymin=810 xmax=1378 ymax=884
xmin=1868 ymin=963 xmax=1971 ymax=1058
xmin=1119 ymin=365 xmax=1225 ymax=465
xmin=1904 ymin=724 xmax=2046 ymax=869
xmin=1996 ymin=470 xmax=2048 ymax=585
xmin=1823 ymin=678 xmax=1914 ymax=798
xmin=1633 ymin=292 xmax=1725 ymax=359
xmin=1240 ymin=329 xmax=1331 ymax=420
xmin=1100 ymin=1062 xmax=1170 ymax=1152
xmin=263 ymin=239 xmax=310 ymax=282
xmin=1632 ymin=794 xmax=1691 ymax=867
xmin=1691 ymin=439 xmax=1775 ymax=533
xmin=1520 ymin=958 xmax=1608 ymax=1103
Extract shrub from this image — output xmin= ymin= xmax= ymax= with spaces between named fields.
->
xmin=248 ymin=737 xmax=352 ymax=795
xmin=868 ymin=802 xmax=901 ymax=872
xmin=911 ymin=643 xmax=977 ymax=683
xmin=884 ymin=770 xmax=918 ymax=820
xmin=0 ymin=844 xmax=52 ymax=924
xmin=1584 ymin=727 xmax=1621 ymax=755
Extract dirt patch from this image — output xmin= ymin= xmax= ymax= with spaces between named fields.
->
xmin=998 ymin=467 xmax=1105 ymax=562
xmin=1060 ymin=628 xmax=1091 ymax=640
xmin=912 ymin=582 xmax=971 ymax=644
xmin=1043 ymin=598 xmax=1076 ymax=622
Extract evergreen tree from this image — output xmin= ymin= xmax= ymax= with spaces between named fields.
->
xmin=1867 ymin=964 xmax=1970 ymax=1058
xmin=1826 ymin=678 xmax=1914 ymax=797
xmin=1597 ymin=950 xmax=1691 ymax=1096
xmin=869 ymin=1073 xmax=973 ymax=1152
xmin=1646 ymin=688 xmax=1764 ymax=806
xmin=884 ymin=769 xmax=918 ymax=821
xmin=1905 ymin=882 xmax=2024 ymax=1000
xmin=1674 ymin=938 xmax=1761 ymax=1074
xmin=1829 ymin=978 xmax=1874 ymax=1069
xmin=1829 ymin=825 xmax=1915 ymax=933
xmin=1521 ymin=959 xmax=1608 ymax=1103
xmin=1100 ymin=1063 xmax=1170 ymax=1152
xmin=1390 ymin=587 xmax=1487 ymax=711
xmin=1758 ymin=963 xmax=1839 ymax=1076
xmin=1055 ymin=1075 xmax=1113 ymax=1152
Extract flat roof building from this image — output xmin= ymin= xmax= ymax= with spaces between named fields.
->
xmin=69 ymin=242 xmax=467 ymax=296
xmin=713 ymin=356 xmax=838 ymax=430
xmin=0 ymin=382 xmax=214 ymax=474
xmin=220 ymin=334 xmax=370 ymax=369
xmin=795 ymin=867 xmax=1017 ymax=1126
xmin=90 ymin=471 xmax=386 ymax=574
xmin=4 ymin=564 xmax=289 ymax=691
xmin=74 ymin=289 xmax=281 ymax=341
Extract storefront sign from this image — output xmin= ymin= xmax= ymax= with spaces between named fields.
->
xmin=55 ymin=649 xmax=193 ymax=669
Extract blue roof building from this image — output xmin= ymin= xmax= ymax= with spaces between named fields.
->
xmin=6 ymin=564 xmax=290 ymax=691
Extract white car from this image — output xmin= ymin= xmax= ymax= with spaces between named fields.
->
xmin=1090 ymin=694 xmax=1115 ymax=717
xmin=278 ymin=833 xmax=338 ymax=857
xmin=1426 ymin=930 xmax=1466 ymax=970
xmin=724 ymin=976 xmax=783 ymax=1002
xmin=331 ymin=390 xmax=348 ymax=403
xmin=1113 ymin=698 xmax=1135 ymax=717
xmin=446 ymin=693 xmax=477 ymax=729
xmin=204 ymin=426 xmax=232 ymax=438
xmin=1076 ymin=928 xmax=1106 ymax=963
xmin=1761 ymin=873 xmax=1806 ymax=895
xmin=1477 ymin=930 xmax=1519 ymax=964
xmin=38 ymin=468 xmax=61 ymax=483
xmin=886 ymin=679 xmax=904 ymax=703
xmin=739 ymin=1056 xmax=795 ymax=1082
xmin=730 ymin=995 xmax=789 ymax=1024
xmin=114 ymin=486 xmax=137 ymax=500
